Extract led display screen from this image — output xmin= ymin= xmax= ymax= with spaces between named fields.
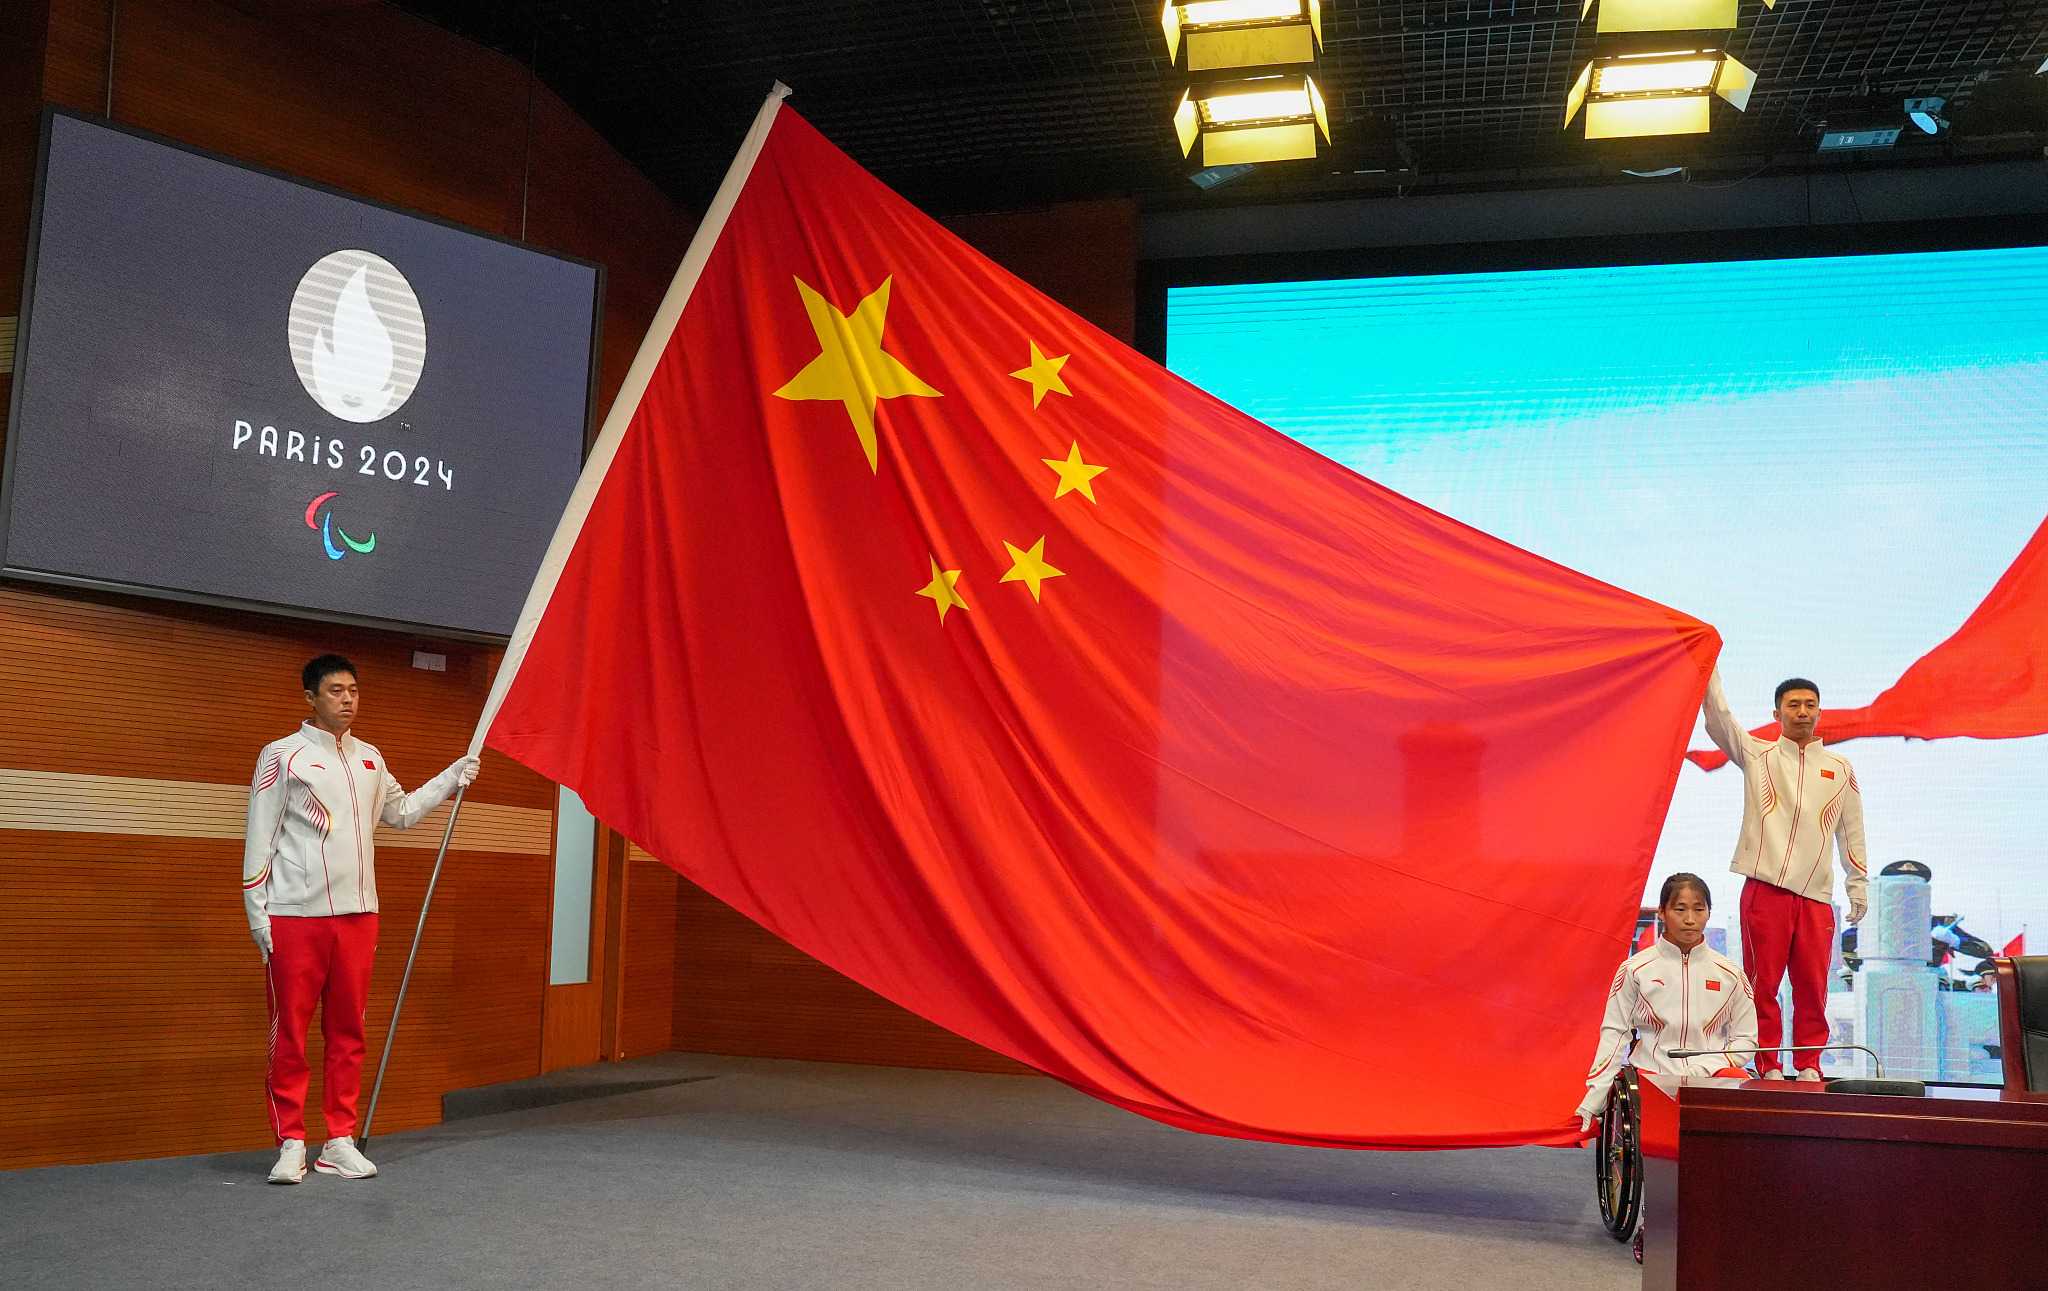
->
xmin=1170 ymin=247 xmax=2048 ymax=1083
xmin=1 ymin=110 xmax=600 ymax=638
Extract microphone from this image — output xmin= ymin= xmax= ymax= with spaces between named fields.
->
xmin=1667 ymin=1043 xmax=1887 ymax=1078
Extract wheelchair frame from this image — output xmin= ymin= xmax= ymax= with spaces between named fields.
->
xmin=1594 ymin=1067 xmax=1644 ymax=1242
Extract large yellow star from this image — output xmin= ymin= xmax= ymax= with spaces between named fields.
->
xmin=915 ymin=556 xmax=968 ymax=623
xmin=1000 ymin=537 xmax=1066 ymax=602
xmin=1041 ymin=441 xmax=1107 ymax=503
xmin=773 ymin=276 xmax=940 ymax=472
xmin=1009 ymin=342 xmax=1071 ymax=408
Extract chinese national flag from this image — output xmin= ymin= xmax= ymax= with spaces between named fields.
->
xmin=481 ymin=97 xmax=1718 ymax=1147
xmin=1688 ymin=513 xmax=2048 ymax=770
xmin=2008 ymin=933 xmax=2028 ymax=957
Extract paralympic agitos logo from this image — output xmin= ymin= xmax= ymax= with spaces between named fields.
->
xmin=305 ymin=492 xmax=376 ymax=561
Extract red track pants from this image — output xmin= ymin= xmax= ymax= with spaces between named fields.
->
xmin=265 ymin=912 xmax=378 ymax=1143
xmin=1739 ymin=878 xmax=1833 ymax=1075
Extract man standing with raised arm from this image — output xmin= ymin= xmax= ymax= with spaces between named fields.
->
xmin=1702 ymin=670 xmax=1868 ymax=1080
xmin=243 ymin=654 xmax=479 ymax=1184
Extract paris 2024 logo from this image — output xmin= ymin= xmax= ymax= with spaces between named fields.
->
xmin=231 ymin=249 xmax=454 ymax=561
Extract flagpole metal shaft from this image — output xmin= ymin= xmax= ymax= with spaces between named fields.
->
xmin=353 ymin=81 xmax=793 ymax=1155
xmin=358 ymin=785 xmax=465 ymax=1152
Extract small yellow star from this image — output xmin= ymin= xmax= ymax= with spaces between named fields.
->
xmin=773 ymin=276 xmax=940 ymax=473
xmin=1009 ymin=342 xmax=1071 ymax=408
xmin=1041 ymin=441 xmax=1107 ymax=503
xmin=915 ymin=556 xmax=969 ymax=623
xmin=1000 ymin=537 xmax=1066 ymax=602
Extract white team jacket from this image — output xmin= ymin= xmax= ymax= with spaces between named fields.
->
xmin=1577 ymin=936 xmax=1759 ymax=1117
xmin=1701 ymin=670 xmax=1869 ymax=908
xmin=242 ymin=721 xmax=465 ymax=931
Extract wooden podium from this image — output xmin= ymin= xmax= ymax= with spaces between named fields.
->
xmin=1636 ymin=1074 xmax=2048 ymax=1290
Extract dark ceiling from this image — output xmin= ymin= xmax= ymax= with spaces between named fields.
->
xmin=394 ymin=1 xmax=2048 ymax=217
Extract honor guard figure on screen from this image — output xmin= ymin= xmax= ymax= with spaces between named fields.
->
xmin=242 ymin=654 xmax=479 ymax=1184
xmin=1702 ymin=670 xmax=1868 ymax=1080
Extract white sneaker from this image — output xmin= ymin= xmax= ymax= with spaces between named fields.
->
xmin=1796 ymin=1067 xmax=1823 ymax=1082
xmin=1762 ymin=1069 xmax=1787 ymax=1080
xmin=314 ymin=1136 xmax=378 ymax=1179
xmin=268 ymin=1139 xmax=306 ymax=1184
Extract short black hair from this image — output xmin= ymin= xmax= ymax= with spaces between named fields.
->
xmin=1658 ymin=872 xmax=1711 ymax=910
xmin=302 ymin=654 xmax=357 ymax=694
xmin=1774 ymin=677 xmax=1820 ymax=707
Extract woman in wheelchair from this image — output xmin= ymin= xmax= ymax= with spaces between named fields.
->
xmin=1576 ymin=872 xmax=1759 ymax=1130
xmin=1577 ymin=873 xmax=1757 ymax=1258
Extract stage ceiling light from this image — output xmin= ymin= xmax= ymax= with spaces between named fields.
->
xmin=1904 ymin=96 xmax=1947 ymax=134
xmin=1175 ymin=74 xmax=1330 ymax=165
xmin=1163 ymin=0 xmax=1322 ymax=71
xmin=1579 ymin=0 xmax=1772 ymax=34
xmin=1565 ymin=47 xmax=1756 ymax=139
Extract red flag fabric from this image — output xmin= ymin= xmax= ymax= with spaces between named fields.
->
xmin=2007 ymin=932 xmax=2028 ymax=957
xmin=482 ymin=100 xmax=1718 ymax=1148
xmin=1687 ymin=514 xmax=2048 ymax=771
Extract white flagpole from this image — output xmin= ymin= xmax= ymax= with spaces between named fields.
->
xmin=467 ymin=80 xmax=793 ymax=759
xmin=358 ymin=82 xmax=792 ymax=1153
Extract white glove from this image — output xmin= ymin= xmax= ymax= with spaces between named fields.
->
xmin=1848 ymin=897 xmax=1867 ymax=925
xmin=1578 ymin=1112 xmax=1594 ymax=1135
xmin=253 ymin=924 xmax=273 ymax=963
xmin=452 ymin=755 xmax=481 ymax=788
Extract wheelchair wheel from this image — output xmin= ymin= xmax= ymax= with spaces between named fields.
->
xmin=1594 ymin=1068 xmax=1643 ymax=1242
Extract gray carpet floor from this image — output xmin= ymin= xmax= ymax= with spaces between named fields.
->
xmin=1 ymin=1053 xmax=1639 ymax=1290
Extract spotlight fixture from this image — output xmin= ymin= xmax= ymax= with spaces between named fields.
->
xmin=1565 ymin=46 xmax=1757 ymax=139
xmin=1904 ymin=96 xmax=1947 ymax=134
xmin=1163 ymin=0 xmax=1322 ymax=71
xmin=1580 ymin=0 xmax=1772 ymax=33
xmin=1175 ymin=73 xmax=1331 ymax=165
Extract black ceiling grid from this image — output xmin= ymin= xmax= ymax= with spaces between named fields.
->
xmin=394 ymin=1 xmax=2048 ymax=216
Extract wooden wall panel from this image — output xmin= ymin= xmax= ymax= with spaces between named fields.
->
xmin=53 ymin=0 xmax=527 ymax=228
xmin=0 ymin=1 xmax=46 ymax=311
xmin=1 ymin=0 xmax=697 ymax=1169
xmin=670 ymin=873 xmax=1035 ymax=1076
xmin=520 ymin=87 xmax=698 ymax=429
xmin=0 ymin=587 xmax=559 ymax=1167
xmin=616 ymin=846 xmax=678 ymax=1061
xmin=0 ymin=832 xmax=545 ymax=1169
xmin=0 ymin=586 xmax=545 ymax=805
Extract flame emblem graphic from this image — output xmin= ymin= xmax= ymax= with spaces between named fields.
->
xmin=305 ymin=492 xmax=377 ymax=561
xmin=288 ymin=251 xmax=426 ymax=424
xmin=311 ymin=265 xmax=396 ymax=416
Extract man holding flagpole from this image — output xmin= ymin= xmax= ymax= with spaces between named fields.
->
xmin=244 ymin=654 xmax=478 ymax=1184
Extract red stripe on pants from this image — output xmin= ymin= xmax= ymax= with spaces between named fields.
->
xmin=1739 ymin=877 xmax=1833 ymax=1074
xmin=265 ymin=912 xmax=378 ymax=1143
